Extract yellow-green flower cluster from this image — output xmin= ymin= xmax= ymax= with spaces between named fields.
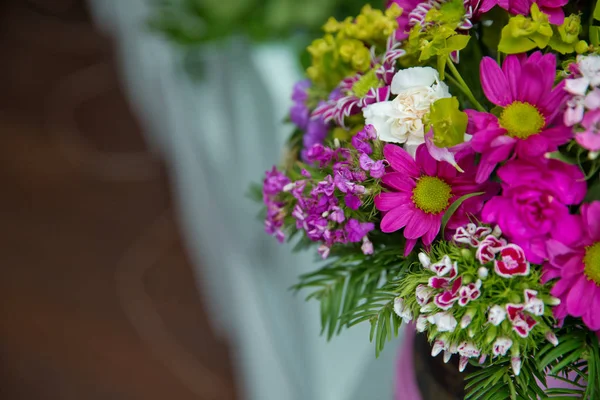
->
xmin=306 ymin=4 xmax=401 ymax=91
xmin=402 ymin=0 xmax=470 ymax=74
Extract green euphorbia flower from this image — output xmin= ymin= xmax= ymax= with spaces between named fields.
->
xmin=548 ymin=14 xmax=582 ymax=54
xmin=498 ymin=3 xmax=552 ymax=54
xmin=428 ymin=97 xmax=468 ymax=148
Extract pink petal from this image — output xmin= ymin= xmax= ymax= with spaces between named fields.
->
xmin=539 ymin=81 xmax=568 ymax=122
xmin=541 ymin=6 xmax=565 ymax=25
xmin=582 ymin=202 xmax=600 ymax=241
xmin=502 ymin=55 xmax=521 ymax=100
xmin=405 ymin=211 xmax=434 ymax=239
xmin=540 ymin=125 xmax=573 ymax=147
xmin=404 ymin=238 xmax=418 ymax=256
xmin=566 ymin=276 xmax=594 ymax=317
xmin=517 ymin=63 xmax=544 ymax=105
xmin=466 ymin=109 xmax=499 ymax=133
xmin=471 ymin=127 xmax=504 ymax=152
xmin=416 ymin=144 xmax=437 ymax=176
xmin=423 ymin=215 xmax=442 ymax=245
xmin=583 ymin=290 xmax=600 ymax=330
xmin=551 ymin=275 xmax=577 ymax=298
xmin=380 ymin=204 xmax=414 ymax=233
xmin=375 ymin=192 xmax=410 ymax=211
xmin=515 ymin=135 xmax=551 ymax=158
xmin=383 ymin=144 xmax=420 ymax=176
xmin=479 ymin=0 xmax=498 ymax=12
xmin=480 ymin=57 xmax=511 ymax=106
xmin=381 ymin=172 xmax=416 ymax=192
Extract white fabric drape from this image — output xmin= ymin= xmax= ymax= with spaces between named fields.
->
xmin=87 ymin=2 xmax=402 ymax=399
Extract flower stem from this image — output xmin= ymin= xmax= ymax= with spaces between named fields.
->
xmin=446 ymin=58 xmax=486 ymax=112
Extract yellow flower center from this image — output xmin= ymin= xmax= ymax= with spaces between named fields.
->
xmin=584 ymin=242 xmax=600 ymax=286
xmin=412 ymin=176 xmax=452 ymax=214
xmin=498 ymin=101 xmax=546 ymax=139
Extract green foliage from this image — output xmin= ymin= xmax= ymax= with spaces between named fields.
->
xmin=429 ymin=97 xmax=469 ymax=148
xmin=464 ymin=324 xmax=600 ymax=400
xmin=441 ymin=192 xmax=484 ymax=235
xmin=498 ymin=4 xmax=553 ymax=54
xmin=292 ymin=246 xmax=414 ymax=355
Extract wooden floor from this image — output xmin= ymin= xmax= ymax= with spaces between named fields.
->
xmin=0 ymin=1 xmax=237 ymax=399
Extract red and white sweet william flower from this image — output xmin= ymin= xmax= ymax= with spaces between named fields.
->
xmin=457 ymin=342 xmax=481 ymax=370
xmin=506 ymin=303 xmax=538 ymax=338
xmin=430 ymin=255 xmax=457 ymax=277
xmin=416 ymin=315 xmax=428 ymax=332
xmin=453 ymin=223 xmax=492 ymax=247
xmin=476 ymin=235 xmax=507 ymax=264
xmin=488 ymin=305 xmax=506 ymax=326
xmin=458 ymin=341 xmax=481 ymax=358
xmin=433 ymin=277 xmax=462 ymax=310
xmin=393 ymin=297 xmax=413 ymax=323
xmin=492 ymin=337 xmax=513 ymax=357
xmin=545 ymin=331 xmax=559 ymax=346
xmin=523 ymin=289 xmax=544 ymax=316
xmin=418 ymin=252 xmax=431 ymax=269
xmin=415 ymin=284 xmax=434 ymax=306
xmin=431 ymin=339 xmax=448 ymax=357
xmin=427 ymin=311 xmax=458 ymax=332
xmin=458 ymin=280 xmax=482 ymax=306
xmin=494 ymin=244 xmax=530 ymax=278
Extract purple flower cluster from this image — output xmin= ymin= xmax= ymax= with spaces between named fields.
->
xmin=292 ymin=145 xmax=375 ymax=258
xmin=352 ymin=125 xmax=386 ymax=178
xmin=262 ymin=167 xmax=291 ymax=243
xmin=289 ymin=80 xmax=329 ymax=162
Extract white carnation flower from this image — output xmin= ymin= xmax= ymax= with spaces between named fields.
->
xmin=362 ymin=66 xmax=451 ymax=156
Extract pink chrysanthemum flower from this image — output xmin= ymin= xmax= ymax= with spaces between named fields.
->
xmin=374 ymin=144 xmax=497 ymax=255
xmin=467 ymin=52 xmax=571 ymax=183
xmin=543 ymin=201 xmax=600 ymax=332
xmin=479 ymin=0 xmax=567 ymax=24
xmin=482 ymin=157 xmax=586 ymax=264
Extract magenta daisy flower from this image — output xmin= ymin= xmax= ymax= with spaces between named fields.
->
xmin=543 ymin=201 xmax=600 ymax=332
xmin=374 ymin=144 xmax=497 ymax=255
xmin=467 ymin=52 xmax=571 ymax=183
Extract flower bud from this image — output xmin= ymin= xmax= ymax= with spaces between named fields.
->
xmin=511 ymin=357 xmax=522 ymax=376
xmin=545 ymin=331 xmax=559 ymax=347
xmin=576 ymin=40 xmax=589 ymax=54
xmin=477 ymin=267 xmax=489 ymax=279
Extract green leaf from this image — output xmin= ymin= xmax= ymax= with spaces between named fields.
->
xmin=594 ymin=0 xmax=600 ymax=21
xmin=441 ymin=192 xmax=484 ymax=235
xmin=590 ymin=26 xmax=600 ymax=46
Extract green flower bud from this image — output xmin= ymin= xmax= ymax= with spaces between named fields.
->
xmin=576 ymin=40 xmax=589 ymax=54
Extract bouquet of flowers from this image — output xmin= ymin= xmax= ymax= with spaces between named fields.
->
xmin=258 ymin=0 xmax=600 ymax=398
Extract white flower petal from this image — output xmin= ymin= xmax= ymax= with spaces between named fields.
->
xmin=391 ymin=66 xmax=439 ymax=93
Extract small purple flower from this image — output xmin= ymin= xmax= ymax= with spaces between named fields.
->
xmin=306 ymin=143 xmax=334 ymax=167
xmin=345 ymin=194 xmax=362 ymax=210
xmin=328 ymin=206 xmax=345 ymax=223
xmin=263 ymin=166 xmax=291 ymax=197
xmin=291 ymin=102 xmax=310 ymax=129
xmin=352 ymin=136 xmax=373 ymax=155
xmin=292 ymin=80 xmax=311 ymax=102
xmin=345 ymin=219 xmax=375 ymax=242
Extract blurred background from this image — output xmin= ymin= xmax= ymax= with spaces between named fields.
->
xmin=0 ymin=1 xmax=400 ymax=399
